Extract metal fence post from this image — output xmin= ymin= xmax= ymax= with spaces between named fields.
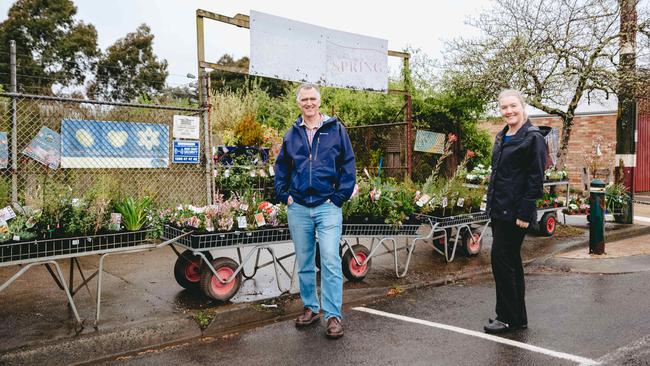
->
xmin=10 ymin=40 xmax=18 ymax=203
xmin=201 ymin=69 xmax=213 ymax=205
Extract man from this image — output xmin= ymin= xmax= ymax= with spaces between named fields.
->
xmin=275 ymin=83 xmax=356 ymax=339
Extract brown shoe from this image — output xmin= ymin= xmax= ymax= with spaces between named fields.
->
xmin=325 ymin=317 xmax=344 ymax=339
xmin=295 ymin=308 xmax=321 ymax=327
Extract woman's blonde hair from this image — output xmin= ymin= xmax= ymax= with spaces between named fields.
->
xmin=498 ymin=89 xmax=528 ymax=120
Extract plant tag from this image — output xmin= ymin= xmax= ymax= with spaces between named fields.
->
xmin=416 ymin=194 xmax=431 ymax=207
xmin=110 ymin=213 xmax=122 ymax=231
xmin=457 ymin=198 xmax=465 ymax=207
xmin=12 ymin=235 xmax=20 ymax=241
xmin=482 ymin=194 xmax=487 ymax=201
xmin=480 ymin=202 xmax=487 ymax=211
xmin=0 ymin=221 xmax=7 ymax=233
xmin=213 ymin=169 xmax=218 ymax=177
xmin=205 ymin=219 xmax=215 ymax=232
xmin=250 ymin=170 xmax=256 ymax=177
xmin=71 ymin=239 xmax=80 ymax=246
xmin=268 ymin=166 xmax=275 ymax=176
xmin=222 ymin=146 xmax=229 ymax=154
xmin=255 ymin=213 xmax=266 ymax=227
xmin=224 ymin=169 xmax=230 ymax=178
xmin=237 ymin=216 xmax=247 ymax=229
xmin=441 ymin=197 xmax=448 ymax=208
xmin=259 ymin=169 xmax=267 ymax=177
xmin=239 ymin=203 xmax=249 ymax=211
xmin=0 ymin=206 xmax=16 ymax=222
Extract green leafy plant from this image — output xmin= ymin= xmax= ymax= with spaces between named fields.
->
xmin=114 ymin=196 xmax=153 ymax=231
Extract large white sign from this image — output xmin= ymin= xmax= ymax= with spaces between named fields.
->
xmin=173 ymin=115 xmax=200 ymax=140
xmin=249 ymin=11 xmax=388 ymax=92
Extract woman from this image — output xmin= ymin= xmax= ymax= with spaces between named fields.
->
xmin=484 ymin=89 xmax=548 ymax=334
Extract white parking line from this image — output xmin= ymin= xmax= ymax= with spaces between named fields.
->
xmin=634 ymin=215 xmax=650 ymax=223
xmin=353 ymin=306 xmax=599 ymax=365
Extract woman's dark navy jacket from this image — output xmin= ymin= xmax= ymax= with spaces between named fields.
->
xmin=274 ymin=115 xmax=356 ymax=208
xmin=486 ymin=120 xmax=549 ymax=223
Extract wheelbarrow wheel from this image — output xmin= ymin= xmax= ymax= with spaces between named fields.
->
xmin=342 ymin=245 xmax=371 ymax=282
xmin=461 ymin=230 xmax=482 ymax=257
xmin=538 ymin=212 xmax=557 ymax=237
xmin=200 ymin=257 xmax=242 ymax=301
xmin=174 ymin=250 xmax=213 ymax=290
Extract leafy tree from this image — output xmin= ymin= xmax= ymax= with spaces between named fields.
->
xmin=0 ymin=0 xmax=99 ymax=94
xmin=209 ymin=54 xmax=291 ymax=98
xmin=87 ymin=24 xmax=168 ymax=102
xmin=445 ymin=0 xmax=650 ymax=166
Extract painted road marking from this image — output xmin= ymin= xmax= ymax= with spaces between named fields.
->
xmin=353 ymin=306 xmax=599 ymax=365
xmin=633 ymin=215 xmax=650 ymax=223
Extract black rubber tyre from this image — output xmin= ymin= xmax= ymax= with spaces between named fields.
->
xmin=538 ymin=212 xmax=557 ymax=237
xmin=173 ymin=250 xmax=213 ymax=290
xmin=342 ymin=245 xmax=371 ymax=282
xmin=199 ymin=257 xmax=242 ymax=301
xmin=461 ymin=230 xmax=482 ymax=257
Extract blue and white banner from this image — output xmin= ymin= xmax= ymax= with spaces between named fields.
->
xmin=61 ymin=119 xmax=169 ymax=169
xmin=0 ymin=132 xmax=7 ymax=169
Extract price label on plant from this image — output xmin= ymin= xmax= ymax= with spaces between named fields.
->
xmin=0 ymin=206 xmax=16 ymax=222
xmin=213 ymin=169 xmax=218 ymax=177
xmin=259 ymin=169 xmax=267 ymax=177
xmin=254 ymin=213 xmax=266 ymax=227
xmin=441 ymin=197 xmax=448 ymax=208
xmin=457 ymin=198 xmax=465 ymax=207
xmin=239 ymin=203 xmax=249 ymax=211
xmin=480 ymin=202 xmax=487 ymax=211
xmin=250 ymin=170 xmax=256 ymax=177
xmin=268 ymin=166 xmax=275 ymax=176
xmin=224 ymin=169 xmax=230 ymax=178
xmin=237 ymin=216 xmax=247 ymax=229
xmin=416 ymin=194 xmax=431 ymax=207
xmin=110 ymin=213 xmax=122 ymax=231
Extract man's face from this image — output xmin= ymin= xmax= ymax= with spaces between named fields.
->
xmin=298 ymin=88 xmax=320 ymax=119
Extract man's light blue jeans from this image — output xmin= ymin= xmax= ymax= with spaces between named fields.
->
xmin=287 ymin=201 xmax=343 ymax=320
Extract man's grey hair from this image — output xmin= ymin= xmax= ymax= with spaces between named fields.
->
xmin=296 ymin=83 xmax=321 ymax=103
xmin=498 ymin=89 xmax=528 ymax=120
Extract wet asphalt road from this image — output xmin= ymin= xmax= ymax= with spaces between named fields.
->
xmin=96 ymin=268 xmax=650 ymax=366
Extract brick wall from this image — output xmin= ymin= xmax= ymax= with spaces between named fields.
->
xmin=480 ymin=113 xmax=617 ymax=191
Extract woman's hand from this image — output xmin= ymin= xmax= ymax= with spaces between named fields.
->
xmin=287 ymin=196 xmax=294 ymax=206
xmin=516 ymin=219 xmax=529 ymax=229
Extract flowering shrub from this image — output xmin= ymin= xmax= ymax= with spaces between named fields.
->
xmin=544 ymin=166 xmax=568 ymax=181
xmin=466 ymin=163 xmax=491 ymax=184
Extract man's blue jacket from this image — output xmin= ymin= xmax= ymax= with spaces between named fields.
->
xmin=274 ymin=115 xmax=356 ymax=208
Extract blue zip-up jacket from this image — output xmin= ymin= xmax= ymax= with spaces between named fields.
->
xmin=275 ymin=114 xmax=356 ymax=208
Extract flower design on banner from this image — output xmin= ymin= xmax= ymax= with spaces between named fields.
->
xmin=137 ymin=127 xmax=160 ymax=151
xmin=75 ymin=129 xmax=94 ymax=147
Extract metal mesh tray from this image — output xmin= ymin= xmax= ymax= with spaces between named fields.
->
xmin=342 ymin=223 xmax=422 ymax=237
xmin=415 ymin=211 xmax=489 ymax=228
xmin=0 ymin=230 xmax=151 ymax=264
xmin=163 ymin=225 xmax=292 ymax=249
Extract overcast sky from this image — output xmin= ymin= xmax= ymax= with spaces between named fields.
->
xmin=0 ymin=0 xmax=489 ymax=87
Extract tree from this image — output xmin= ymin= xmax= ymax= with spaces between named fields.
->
xmin=209 ymin=54 xmax=291 ymax=98
xmin=87 ymin=24 xmax=168 ymax=102
xmin=0 ymin=0 xmax=99 ymax=94
xmin=445 ymin=0 xmax=650 ymax=166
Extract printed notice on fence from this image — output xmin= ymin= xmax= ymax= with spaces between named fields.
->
xmin=250 ymin=10 xmax=388 ymax=92
xmin=414 ymin=130 xmax=445 ymax=154
xmin=172 ymin=115 xmax=200 ymax=140
xmin=22 ymin=126 xmax=61 ymax=169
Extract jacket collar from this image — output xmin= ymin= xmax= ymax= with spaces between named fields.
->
xmin=498 ymin=119 xmax=533 ymax=140
xmin=294 ymin=114 xmax=337 ymax=128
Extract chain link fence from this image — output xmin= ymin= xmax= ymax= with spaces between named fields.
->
xmin=0 ymin=93 xmax=208 ymax=208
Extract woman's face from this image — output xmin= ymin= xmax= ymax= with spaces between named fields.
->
xmin=499 ymin=95 xmax=525 ymax=127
